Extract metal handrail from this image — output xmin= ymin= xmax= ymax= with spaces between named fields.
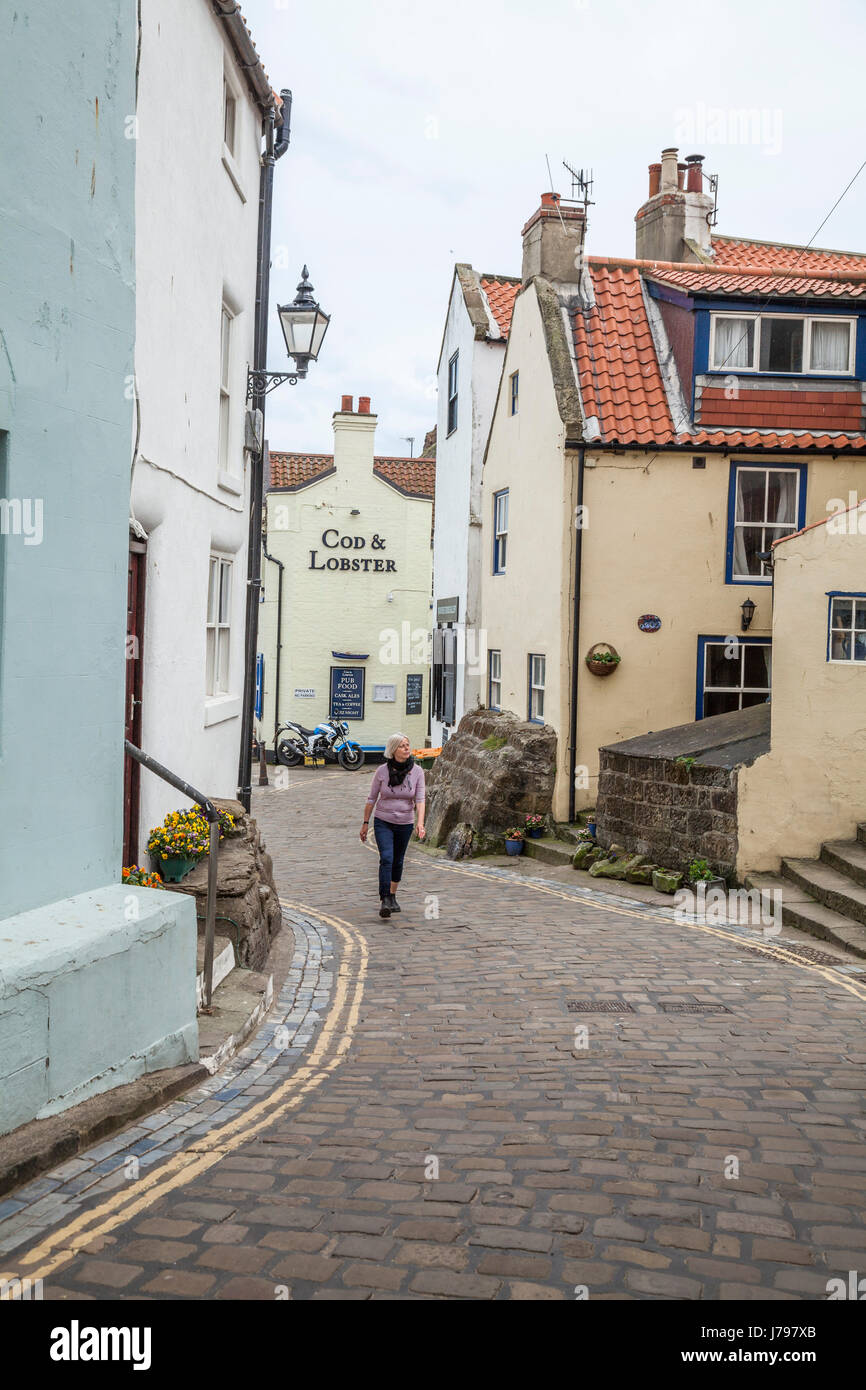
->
xmin=124 ymin=740 xmax=221 ymax=1010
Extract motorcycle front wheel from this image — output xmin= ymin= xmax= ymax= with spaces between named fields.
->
xmin=276 ymin=739 xmax=303 ymax=767
xmin=337 ymin=745 xmax=365 ymax=770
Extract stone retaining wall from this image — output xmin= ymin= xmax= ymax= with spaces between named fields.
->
xmin=596 ymin=749 xmax=739 ymax=880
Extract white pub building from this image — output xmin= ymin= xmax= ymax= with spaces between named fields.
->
xmin=259 ymin=396 xmax=435 ymax=755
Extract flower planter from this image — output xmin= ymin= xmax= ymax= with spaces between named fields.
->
xmin=686 ymin=877 xmax=727 ymax=902
xmin=585 ymin=642 xmax=620 ymax=678
xmin=526 ymin=827 xmax=544 ymax=839
xmin=505 ymin=839 xmax=524 ymax=856
xmin=153 ymin=854 xmax=199 ymax=883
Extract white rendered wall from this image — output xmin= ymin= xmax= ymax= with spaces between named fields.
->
xmin=431 ymin=279 xmax=504 ymax=743
xmin=131 ymin=0 xmax=262 ymax=854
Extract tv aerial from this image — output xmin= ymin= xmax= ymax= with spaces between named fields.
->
xmin=562 ymin=160 xmax=594 ymax=213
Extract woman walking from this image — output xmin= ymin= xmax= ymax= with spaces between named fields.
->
xmin=360 ymin=733 xmax=426 ymax=918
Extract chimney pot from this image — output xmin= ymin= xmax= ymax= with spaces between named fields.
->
xmin=660 ymin=147 xmax=679 ymax=193
xmin=677 ymin=162 xmax=687 ymax=191
xmin=685 ymin=153 xmax=704 ymax=192
xmin=341 ymin=394 xmax=353 ymax=412
xmin=648 ymin=163 xmax=661 ymax=197
xmin=358 ymin=396 xmax=371 ymax=414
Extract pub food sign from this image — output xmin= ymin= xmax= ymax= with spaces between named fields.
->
xmin=330 ymin=666 xmax=365 ymax=719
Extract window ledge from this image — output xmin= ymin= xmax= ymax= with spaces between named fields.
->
xmin=221 ymin=146 xmax=247 ymax=203
xmin=204 ymin=694 xmax=241 ymax=727
xmin=217 ymin=470 xmax=243 ymax=496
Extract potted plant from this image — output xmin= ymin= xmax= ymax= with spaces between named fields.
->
xmin=524 ymin=814 xmax=545 ymax=839
xmin=122 ymin=865 xmax=164 ymax=889
xmin=505 ymin=827 xmax=524 ymax=856
xmin=193 ymin=805 xmax=237 ymax=839
xmin=585 ymin=643 xmax=621 ymax=678
xmin=147 ymin=809 xmax=210 ymax=882
xmin=684 ymin=856 xmax=726 ymax=901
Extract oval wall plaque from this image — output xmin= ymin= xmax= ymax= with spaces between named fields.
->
xmin=637 ymin=614 xmax=661 ymax=633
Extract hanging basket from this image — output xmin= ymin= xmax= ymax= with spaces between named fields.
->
xmin=585 ymin=642 xmax=621 ymax=678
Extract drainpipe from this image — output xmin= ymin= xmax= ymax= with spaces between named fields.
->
xmin=237 ymin=89 xmax=292 ymax=812
xmin=568 ymin=446 xmax=586 ymax=823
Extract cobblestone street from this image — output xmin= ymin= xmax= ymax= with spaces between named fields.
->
xmin=3 ymin=769 xmax=866 ymax=1302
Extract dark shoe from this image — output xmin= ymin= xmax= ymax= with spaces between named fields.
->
xmin=389 ymin=894 xmax=401 ymax=913
xmin=379 ymin=897 xmax=391 ymax=918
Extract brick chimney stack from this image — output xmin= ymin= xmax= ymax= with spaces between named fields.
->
xmin=521 ymin=192 xmax=586 ymax=286
xmin=635 ymin=148 xmax=714 ymax=263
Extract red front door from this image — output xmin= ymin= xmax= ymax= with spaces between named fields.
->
xmin=123 ymin=540 xmax=146 ymax=866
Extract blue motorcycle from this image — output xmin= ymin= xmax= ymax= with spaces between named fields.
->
xmin=274 ymin=716 xmax=365 ymax=771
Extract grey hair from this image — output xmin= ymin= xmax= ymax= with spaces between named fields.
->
xmin=385 ymin=732 xmax=410 ymax=759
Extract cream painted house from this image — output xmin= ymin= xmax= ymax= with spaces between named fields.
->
xmin=260 ymin=397 xmax=435 ymax=754
xmin=737 ymin=501 xmax=866 ymax=873
xmin=479 ymin=151 xmax=866 ymax=824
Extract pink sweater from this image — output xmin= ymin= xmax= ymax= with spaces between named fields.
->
xmin=367 ymin=763 xmax=426 ymax=825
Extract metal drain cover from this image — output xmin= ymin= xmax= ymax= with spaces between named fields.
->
xmin=567 ymin=1000 xmax=635 ymax=1013
xmin=659 ymin=1002 xmax=732 ymax=1014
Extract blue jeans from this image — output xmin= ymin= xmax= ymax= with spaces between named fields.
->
xmin=374 ymin=817 xmax=413 ymax=899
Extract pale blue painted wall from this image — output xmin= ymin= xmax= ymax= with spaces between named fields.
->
xmin=0 ymin=1 xmax=138 ymax=916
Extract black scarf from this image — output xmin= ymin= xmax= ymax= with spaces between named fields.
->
xmin=387 ymin=754 xmax=415 ymax=787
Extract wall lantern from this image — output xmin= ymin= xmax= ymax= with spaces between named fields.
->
xmin=247 ymin=266 xmax=330 ymax=399
xmin=740 ymin=597 xmax=756 ymax=632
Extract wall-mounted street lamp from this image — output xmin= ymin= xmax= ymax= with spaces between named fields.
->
xmin=740 ymin=597 xmax=756 ymax=632
xmin=247 ymin=266 xmax=330 ymax=400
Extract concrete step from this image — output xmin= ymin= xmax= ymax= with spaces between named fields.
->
xmin=781 ymin=857 xmax=866 ymax=928
xmin=195 ymin=935 xmax=235 ymax=1010
xmin=858 ymin=823 xmax=866 ymax=846
xmin=744 ymin=872 xmax=866 ymax=960
xmin=522 ymin=837 xmax=576 ymax=867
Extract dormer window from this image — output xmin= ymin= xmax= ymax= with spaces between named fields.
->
xmin=710 ymin=313 xmax=855 ymax=376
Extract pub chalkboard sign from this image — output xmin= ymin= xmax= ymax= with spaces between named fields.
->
xmin=406 ymin=672 xmax=424 ymax=715
xmin=330 ymin=666 xmax=365 ymax=720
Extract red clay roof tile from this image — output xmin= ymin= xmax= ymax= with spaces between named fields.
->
xmin=572 ymin=254 xmax=866 ymax=452
xmin=268 ymin=452 xmax=435 ymax=499
xmin=480 ymin=276 xmax=520 ymax=337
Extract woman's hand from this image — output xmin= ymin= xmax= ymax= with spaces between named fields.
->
xmin=359 ymin=823 xmax=368 ymax=843
xmin=416 ymin=824 xmax=426 ymax=842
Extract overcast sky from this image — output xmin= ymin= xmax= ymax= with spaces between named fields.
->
xmin=242 ymin=0 xmax=866 ymax=459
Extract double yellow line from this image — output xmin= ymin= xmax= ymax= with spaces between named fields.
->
xmin=428 ymin=856 xmax=866 ymax=1004
xmin=0 ymin=902 xmax=367 ymax=1291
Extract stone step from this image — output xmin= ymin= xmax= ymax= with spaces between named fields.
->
xmin=744 ymin=872 xmax=866 ymax=959
xmin=552 ymin=815 xmax=596 ymax=844
xmin=195 ymin=936 xmax=235 ymax=1010
xmin=858 ymin=823 xmax=866 ymax=846
xmin=781 ymin=857 xmax=866 ymax=928
xmin=821 ymin=839 xmax=866 ymax=889
xmin=522 ymin=837 xmax=577 ymax=867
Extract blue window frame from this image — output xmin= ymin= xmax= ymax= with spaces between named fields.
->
xmin=528 ymin=653 xmax=545 ymax=722
xmin=695 ymin=635 xmax=771 ymax=719
xmin=510 ymin=371 xmax=519 ymax=415
xmin=725 ymin=461 xmax=806 ymax=585
xmin=493 ymin=489 xmax=508 ymax=574
xmin=488 ymin=649 xmax=501 ymax=710
xmin=827 ymin=592 xmax=866 ymax=664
